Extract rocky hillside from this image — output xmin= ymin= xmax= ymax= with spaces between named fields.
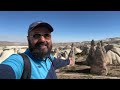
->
xmin=0 ymin=37 xmax=120 ymax=46
xmin=0 ymin=41 xmax=28 ymax=46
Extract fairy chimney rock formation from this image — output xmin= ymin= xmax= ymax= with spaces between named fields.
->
xmin=68 ymin=43 xmax=75 ymax=66
xmin=86 ymin=40 xmax=109 ymax=75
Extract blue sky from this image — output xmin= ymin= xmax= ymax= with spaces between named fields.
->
xmin=0 ymin=11 xmax=120 ymax=43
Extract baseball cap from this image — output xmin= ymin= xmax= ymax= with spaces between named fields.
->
xmin=28 ymin=21 xmax=54 ymax=33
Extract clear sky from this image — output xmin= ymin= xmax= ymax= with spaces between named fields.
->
xmin=0 ymin=11 xmax=120 ymax=43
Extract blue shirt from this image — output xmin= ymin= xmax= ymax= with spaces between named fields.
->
xmin=0 ymin=49 xmax=70 ymax=79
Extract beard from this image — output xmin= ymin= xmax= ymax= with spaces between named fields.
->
xmin=28 ymin=40 xmax=52 ymax=59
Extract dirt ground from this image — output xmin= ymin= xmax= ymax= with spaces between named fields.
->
xmin=56 ymin=57 xmax=120 ymax=79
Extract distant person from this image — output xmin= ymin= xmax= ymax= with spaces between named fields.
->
xmin=0 ymin=21 xmax=74 ymax=79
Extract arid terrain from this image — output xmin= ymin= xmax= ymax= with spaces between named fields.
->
xmin=1 ymin=37 xmax=120 ymax=79
xmin=56 ymin=57 xmax=120 ymax=79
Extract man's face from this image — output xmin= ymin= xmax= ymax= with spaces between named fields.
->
xmin=27 ymin=27 xmax=52 ymax=59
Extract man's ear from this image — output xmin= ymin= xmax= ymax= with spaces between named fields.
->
xmin=27 ymin=36 xmax=29 ymax=41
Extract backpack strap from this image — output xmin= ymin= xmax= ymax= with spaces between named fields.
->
xmin=19 ymin=53 xmax=31 ymax=79
xmin=48 ymin=56 xmax=54 ymax=67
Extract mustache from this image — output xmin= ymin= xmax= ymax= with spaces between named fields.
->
xmin=35 ymin=42 xmax=47 ymax=47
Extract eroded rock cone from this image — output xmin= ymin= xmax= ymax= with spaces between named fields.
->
xmin=67 ymin=43 xmax=75 ymax=68
xmin=91 ymin=42 xmax=108 ymax=75
xmin=86 ymin=40 xmax=108 ymax=75
xmin=86 ymin=40 xmax=96 ymax=66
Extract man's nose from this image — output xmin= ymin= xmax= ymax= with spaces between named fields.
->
xmin=38 ymin=35 xmax=46 ymax=41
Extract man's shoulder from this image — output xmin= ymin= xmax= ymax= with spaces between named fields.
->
xmin=1 ymin=53 xmax=24 ymax=64
xmin=9 ymin=53 xmax=24 ymax=59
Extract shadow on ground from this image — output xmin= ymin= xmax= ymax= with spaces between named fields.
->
xmin=65 ymin=68 xmax=90 ymax=74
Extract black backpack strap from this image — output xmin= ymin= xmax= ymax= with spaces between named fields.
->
xmin=19 ymin=53 xmax=31 ymax=79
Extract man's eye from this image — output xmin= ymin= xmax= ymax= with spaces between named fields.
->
xmin=44 ymin=34 xmax=51 ymax=38
xmin=33 ymin=34 xmax=40 ymax=38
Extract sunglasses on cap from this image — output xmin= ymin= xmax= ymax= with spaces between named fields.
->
xmin=30 ymin=33 xmax=51 ymax=39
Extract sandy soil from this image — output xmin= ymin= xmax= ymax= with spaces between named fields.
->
xmin=56 ymin=58 xmax=120 ymax=79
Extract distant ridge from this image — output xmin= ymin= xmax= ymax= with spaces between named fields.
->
xmin=0 ymin=37 xmax=120 ymax=46
xmin=0 ymin=41 xmax=28 ymax=46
